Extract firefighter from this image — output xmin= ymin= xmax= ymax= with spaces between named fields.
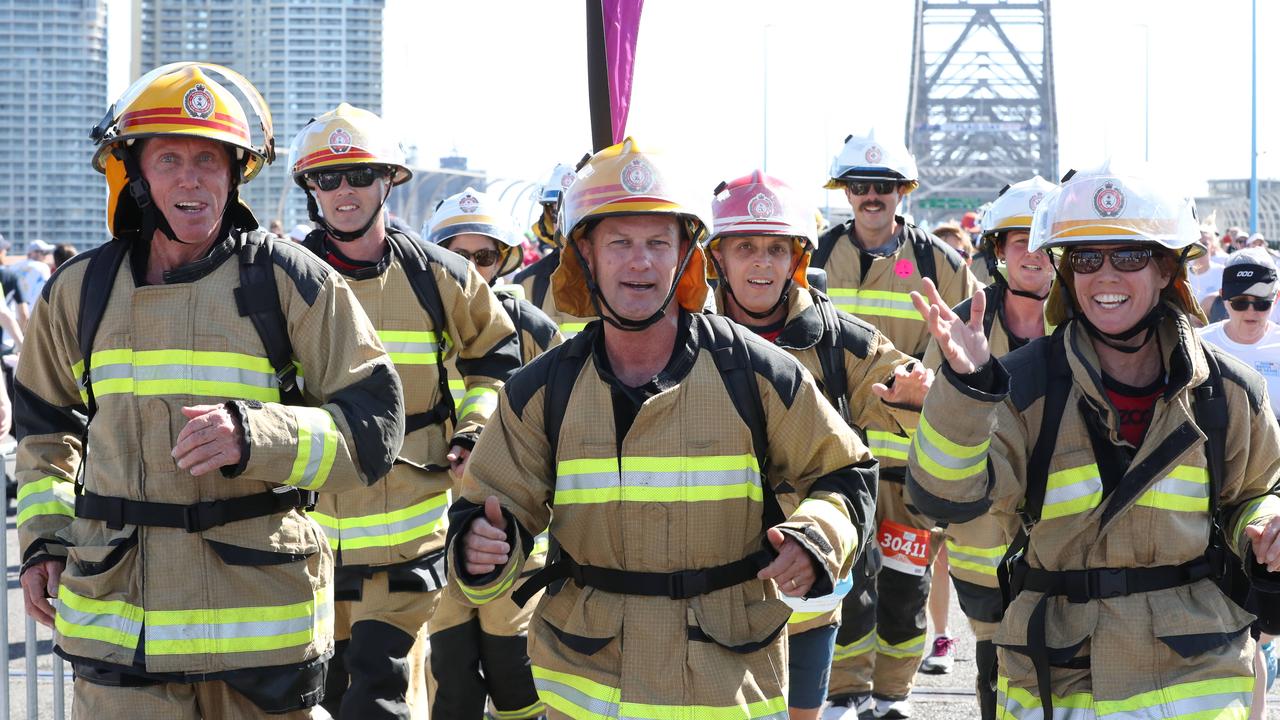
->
xmin=424 ymin=187 xmax=562 ymax=720
xmin=815 ymin=130 xmax=983 ymax=719
xmin=909 ymin=163 xmax=1280 ymax=718
xmin=289 ymin=103 xmax=521 ymax=720
xmin=706 ymin=170 xmax=934 ymax=720
xmin=445 ymin=138 xmax=877 ymax=719
xmin=15 ymin=63 xmax=404 ymax=718
xmin=919 ymin=175 xmax=1056 ymax=718
xmin=514 ymin=163 xmax=587 ymax=337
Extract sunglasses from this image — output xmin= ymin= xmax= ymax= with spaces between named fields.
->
xmin=451 ymin=247 xmax=502 ymax=267
xmin=846 ymin=180 xmax=899 ymax=196
xmin=307 ymin=166 xmax=386 ymax=192
xmin=1066 ymin=247 xmax=1154 ymax=274
xmin=1228 ymin=297 xmax=1274 ymax=312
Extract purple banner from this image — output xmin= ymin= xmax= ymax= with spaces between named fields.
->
xmin=602 ymin=0 xmax=644 ymax=145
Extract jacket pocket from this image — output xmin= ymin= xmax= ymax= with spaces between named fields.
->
xmin=995 ymin=591 xmax=1097 ymax=660
xmin=1148 ymin=579 xmax=1255 ymax=658
xmin=536 ymin=582 xmax=623 ymax=656
xmin=63 ymin=525 xmax=138 ymax=577
xmin=687 ymin=579 xmax=791 ymax=654
xmin=200 ymin=508 xmax=324 ymax=559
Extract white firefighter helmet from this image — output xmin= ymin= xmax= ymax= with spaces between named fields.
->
xmin=824 ymin=129 xmax=919 ymax=193
xmin=426 ymin=187 xmax=523 ymax=277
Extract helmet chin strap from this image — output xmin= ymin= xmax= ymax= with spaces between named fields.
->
xmin=306 ymin=178 xmax=393 ymax=243
xmin=571 ymin=231 xmax=699 ymax=333
xmin=708 ymin=251 xmax=796 ymax=321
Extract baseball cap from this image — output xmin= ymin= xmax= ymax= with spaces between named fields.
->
xmin=28 ymin=239 xmax=54 ymax=253
xmin=1222 ymin=247 xmax=1278 ymax=299
xmin=289 ymin=223 xmax=312 ymax=242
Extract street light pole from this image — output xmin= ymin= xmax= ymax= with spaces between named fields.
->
xmin=762 ymin=24 xmax=772 ymax=172
xmin=1251 ymin=0 xmax=1259 ymax=234
xmin=1141 ymin=24 xmax=1149 ymax=163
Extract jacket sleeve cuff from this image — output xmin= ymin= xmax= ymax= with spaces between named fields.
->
xmin=21 ymin=539 xmax=67 ymax=575
xmin=219 ymin=400 xmax=255 ymax=479
xmin=776 ymin=493 xmax=858 ymax=598
xmin=447 ymin=503 xmax=529 ymax=607
xmin=449 ymin=432 xmax=479 ymax=453
xmin=238 ymin=402 xmax=350 ymax=492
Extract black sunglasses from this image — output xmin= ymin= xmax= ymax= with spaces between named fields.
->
xmin=307 ymin=166 xmax=386 ymax=192
xmin=846 ymin=180 xmax=899 ymax=196
xmin=1228 ymin=297 xmax=1274 ymax=312
xmin=1066 ymin=247 xmax=1153 ymax=274
xmin=451 ymin=248 xmax=501 ymax=268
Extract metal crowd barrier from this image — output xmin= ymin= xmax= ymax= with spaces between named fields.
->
xmin=3 ymin=441 xmax=70 ymax=720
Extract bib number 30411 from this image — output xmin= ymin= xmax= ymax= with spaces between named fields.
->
xmin=878 ymin=518 xmax=930 ymax=576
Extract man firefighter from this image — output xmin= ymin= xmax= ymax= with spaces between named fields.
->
xmin=289 ymin=103 xmax=521 ymax=719
xmin=514 ymin=162 xmax=588 ymax=337
xmin=814 ymin=130 xmax=983 ymax=719
xmin=919 ymin=175 xmax=1056 ymax=719
xmin=424 ymin=187 xmax=562 ymax=720
xmin=446 ymin=138 xmax=877 ymax=719
xmin=16 ymin=63 xmax=404 ymax=718
xmin=910 ymin=164 xmax=1280 ymax=718
xmin=705 ymin=170 xmax=933 ymax=720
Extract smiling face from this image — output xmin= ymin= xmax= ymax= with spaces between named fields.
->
xmin=843 ymin=182 xmax=902 ymax=236
xmin=576 ymin=214 xmax=684 ymax=322
xmin=308 ymin=167 xmax=389 ymax=235
xmin=1000 ymin=230 xmax=1053 ymax=296
xmin=138 ymin=136 xmax=233 ymax=245
xmin=1069 ymin=244 xmax=1172 ymax=335
xmin=445 ymin=233 xmax=501 ymax=284
xmin=712 ymin=235 xmax=797 ymax=316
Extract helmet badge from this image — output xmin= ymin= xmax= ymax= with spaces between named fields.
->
xmin=560 ymin=170 xmax=577 ymax=189
xmin=1093 ymin=181 xmax=1125 ymax=218
xmin=182 ymin=84 xmax=215 ymax=120
xmin=327 ymin=128 xmax=353 ymax=154
xmin=747 ymin=192 xmax=776 ymax=221
xmin=620 ymin=157 xmax=655 ymax=194
xmin=458 ymin=193 xmax=480 ymax=214
xmin=864 ymin=145 xmax=883 ymax=164
xmin=1029 ymin=192 xmax=1045 ymax=211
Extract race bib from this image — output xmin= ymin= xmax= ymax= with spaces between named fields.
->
xmin=878 ymin=518 xmax=930 ymax=576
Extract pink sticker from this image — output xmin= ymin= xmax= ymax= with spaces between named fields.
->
xmin=894 ymin=259 xmax=915 ymax=278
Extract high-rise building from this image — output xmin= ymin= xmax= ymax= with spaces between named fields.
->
xmin=0 ymin=0 xmax=108 ymax=251
xmin=133 ymin=0 xmax=384 ymax=229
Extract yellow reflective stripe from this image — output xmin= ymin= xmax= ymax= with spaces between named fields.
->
xmin=1135 ymin=465 xmax=1210 ymax=513
xmin=143 ymin=589 xmax=331 ymax=655
xmin=911 ymin=414 xmax=990 ymax=481
xmin=559 ymin=322 xmax=587 ymax=337
xmin=448 ymin=378 xmax=465 ymax=401
xmin=554 ymin=455 xmax=763 ymax=505
xmin=72 ymin=348 xmax=281 ymax=402
xmin=1093 ymin=676 xmax=1253 ymax=717
xmin=531 ymin=531 xmax=550 ymax=558
xmin=877 ymin=632 xmax=926 ymax=659
xmin=287 ymin=408 xmax=338 ymax=491
xmin=996 ymin=675 xmax=1095 ymax=718
xmin=828 ymin=288 xmax=924 ymax=321
xmin=533 ymin=666 xmax=788 ymax=720
xmin=867 ymin=430 xmax=911 ymax=461
xmin=1232 ymin=495 xmax=1280 ymax=549
xmin=16 ymin=476 xmax=74 ymax=526
xmin=458 ymin=552 xmax=522 ymax=605
xmin=490 ymin=700 xmax=547 ymax=720
xmin=946 ymin=540 xmax=1008 ymax=578
xmin=1041 ymin=464 xmax=1102 ymax=520
xmin=834 ymin=628 xmax=877 ymax=661
xmin=458 ymin=386 xmax=499 ymax=419
xmin=379 ymin=329 xmax=446 ymax=366
xmin=55 ymin=586 xmax=144 ymax=651
xmin=787 ymin=610 xmax=828 ymax=625
xmin=309 ymin=494 xmax=449 ymax=551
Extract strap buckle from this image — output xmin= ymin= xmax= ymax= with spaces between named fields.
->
xmin=1088 ymin=568 xmax=1128 ymax=600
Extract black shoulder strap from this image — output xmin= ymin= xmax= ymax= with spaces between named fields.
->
xmin=1023 ymin=328 xmax=1071 ymax=524
xmin=983 ymin=284 xmax=1001 ymax=338
xmin=77 ymin=240 xmax=130 ymax=420
xmin=910 ymin=228 xmax=938 ymax=287
xmin=812 ymin=295 xmax=852 ymax=425
xmin=499 ymin=293 xmax=527 ymax=363
xmin=811 ymin=223 xmax=846 ymax=270
xmin=1192 ymin=346 xmax=1228 ymax=543
xmin=531 ymin=250 xmax=556 ymax=309
xmin=543 ymin=329 xmax=595 ymax=466
xmin=233 ymin=231 xmax=303 ymax=406
xmin=386 ymin=232 xmax=456 ymax=426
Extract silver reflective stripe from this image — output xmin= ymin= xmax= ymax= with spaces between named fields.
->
xmin=144 ymin=614 xmax=316 ymax=643
xmin=912 ymin=428 xmax=980 ymax=471
xmin=87 ymin=363 xmax=133 ymax=381
xmin=1145 ymin=477 xmax=1207 ymax=499
xmin=132 ymin=364 xmax=277 ymax=387
xmin=1100 ymin=691 xmax=1252 ymax=719
xmin=55 ymin=601 xmax=142 ymax=647
xmin=1042 ymin=476 xmax=1102 ymax=507
xmin=299 ymin=411 xmax=330 ymax=488
xmin=947 ymin=546 xmax=1003 ymax=570
xmin=557 ymin=469 xmax=760 ymax=492
xmin=382 ymin=340 xmax=441 ymax=355
xmin=337 ymin=503 xmax=448 ymax=541
xmin=534 ymin=676 xmax=620 ymax=717
xmin=996 ymin=691 xmax=1096 ymax=720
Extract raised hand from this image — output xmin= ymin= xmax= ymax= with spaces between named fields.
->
xmin=872 ymin=362 xmax=935 ymax=410
xmin=910 ymin=279 xmax=991 ymax=375
xmin=463 ymin=496 xmax=511 ymax=575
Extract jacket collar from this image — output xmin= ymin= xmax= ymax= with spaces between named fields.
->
xmin=712 ymin=285 xmax=825 ymax=350
xmin=131 ymin=231 xmax=237 ymax=287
